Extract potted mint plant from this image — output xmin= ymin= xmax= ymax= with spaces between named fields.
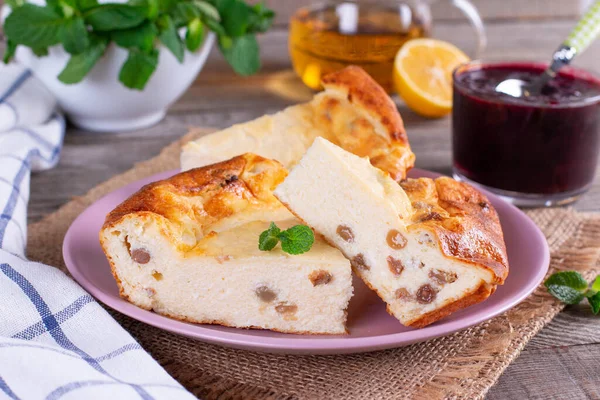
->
xmin=1 ymin=0 xmax=274 ymax=131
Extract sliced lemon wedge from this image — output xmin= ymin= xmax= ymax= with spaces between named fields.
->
xmin=393 ymin=38 xmax=469 ymax=118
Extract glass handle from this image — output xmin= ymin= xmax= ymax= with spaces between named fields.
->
xmin=448 ymin=0 xmax=487 ymax=57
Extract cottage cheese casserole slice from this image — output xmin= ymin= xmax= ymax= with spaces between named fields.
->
xmin=181 ymin=66 xmax=415 ymax=181
xmin=99 ymin=154 xmax=353 ymax=334
xmin=275 ymin=138 xmax=509 ymax=328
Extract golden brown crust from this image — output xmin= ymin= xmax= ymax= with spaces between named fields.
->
xmin=102 ymin=153 xmax=288 ymax=250
xmin=321 ymin=66 xmax=408 ymax=144
xmin=318 ymin=66 xmax=416 ymax=181
xmin=405 ymin=283 xmax=495 ymax=328
xmin=101 ymin=248 xmax=126 ymax=299
xmin=401 ymin=177 xmax=509 ymax=283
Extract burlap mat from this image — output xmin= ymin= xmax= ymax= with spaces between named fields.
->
xmin=27 ymin=129 xmax=600 ymax=400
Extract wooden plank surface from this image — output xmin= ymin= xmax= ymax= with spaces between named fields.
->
xmin=489 ymin=302 xmax=600 ymax=400
xmin=24 ymin=18 xmax=600 ymax=400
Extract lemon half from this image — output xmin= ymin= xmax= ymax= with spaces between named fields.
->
xmin=393 ymin=39 xmax=469 ymax=118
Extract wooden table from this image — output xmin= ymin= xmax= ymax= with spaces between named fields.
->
xmin=27 ymin=19 xmax=600 ymax=399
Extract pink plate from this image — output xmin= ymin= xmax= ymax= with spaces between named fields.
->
xmin=63 ymin=169 xmax=549 ymax=355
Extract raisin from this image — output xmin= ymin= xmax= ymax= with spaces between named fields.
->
xmin=151 ymin=271 xmax=163 ymax=281
xmin=387 ymin=229 xmax=407 ymax=249
xmin=130 ymin=248 xmax=150 ymax=264
xmin=336 ymin=225 xmax=355 ymax=242
xmin=429 ymin=269 xmax=457 ymax=285
xmin=275 ymin=303 xmax=298 ymax=314
xmin=255 ymin=286 xmax=277 ymax=303
xmin=387 ymin=256 xmax=404 ymax=276
xmin=416 ymin=284 xmax=437 ymax=304
xmin=350 ymin=254 xmax=369 ymax=271
xmin=418 ymin=212 xmax=443 ymax=223
xmin=225 ymin=175 xmax=238 ymax=184
xmin=395 ymin=288 xmax=411 ymax=300
xmin=309 ymin=270 xmax=333 ymax=286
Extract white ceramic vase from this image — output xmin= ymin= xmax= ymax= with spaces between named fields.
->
xmin=14 ymin=33 xmax=215 ymax=132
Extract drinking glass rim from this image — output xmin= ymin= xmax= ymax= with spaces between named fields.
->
xmin=291 ymin=1 xmax=414 ymax=15
xmin=452 ymin=59 xmax=600 ymax=108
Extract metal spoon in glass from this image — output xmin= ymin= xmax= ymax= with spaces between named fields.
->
xmin=496 ymin=1 xmax=600 ymax=98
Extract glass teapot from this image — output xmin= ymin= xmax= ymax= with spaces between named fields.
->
xmin=289 ymin=0 xmax=486 ymax=92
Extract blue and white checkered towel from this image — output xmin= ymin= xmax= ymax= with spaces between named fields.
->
xmin=0 ymin=64 xmax=195 ymax=400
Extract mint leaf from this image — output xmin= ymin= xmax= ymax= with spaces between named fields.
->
xmin=159 ymin=0 xmax=177 ymax=13
xmin=118 ymin=48 xmax=158 ymax=90
xmin=545 ymin=271 xmax=588 ymax=305
xmin=215 ymin=0 xmax=233 ymax=15
xmin=5 ymin=0 xmax=24 ymax=8
xmin=60 ymin=3 xmax=75 ymax=18
xmin=194 ymin=1 xmax=220 ymax=21
xmin=58 ymin=36 xmax=107 ymax=84
xmin=171 ymin=2 xmax=222 ymax=32
xmin=258 ymin=222 xmax=315 ymax=254
xmin=545 ymin=271 xmax=588 ymax=290
xmin=258 ymin=222 xmax=280 ymax=251
xmin=279 ymin=225 xmax=314 ymax=255
xmin=203 ymin=17 xmax=225 ymax=35
xmin=60 ymin=17 xmax=89 ymax=54
xmin=546 ymin=286 xmax=585 ymax=305
xmin=145 ymin=0 xmax=159 ymax=20
xmin=170 ymin=2 xmax=200 ymax=27
xmin=111 ymin=21 xmax=157 ymax=52
xmin=32 ymin=47 xmax=49 ymax=57
xmin=219 ymin=35 xmax=232 ymax=50
xmin=221 ymin=0 xmax=249 ymax=37
xmin=592 ymin=276 xmax=600 ymax=293
xmin=588 ymin=291 xmax=600 ymax=315
xmin=247 ymin=2 xmax=274 ymax=33
xmin=85 ymin=4 xmax=147 ymax=31
xmin=4 ymin=4 xmax=64 ymax=48
xmin=3 ymin=41 xmax=17 ymax=64
xmin=128 ymin=0 xmax=158 ymax=19
xmin=45 ymin=0 xmax=64 ymax=16
xmin=185 ymin=18 xmax=205 ymax=52
xmin=158 ymin=15 xmax=184 ymax=62
xmin=77 ymin=0 xmax=99 ymax=11
xmin=219 ymin=34 xmax=260 ymax=76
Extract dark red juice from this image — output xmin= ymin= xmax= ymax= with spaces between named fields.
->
xmin=452 ymin=62 xmax=600 ymax=200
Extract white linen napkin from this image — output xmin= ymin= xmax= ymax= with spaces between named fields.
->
xmin=0 ymin=64 xmax=195 ymax=400
xmin=0 ymin=65 xmax=57 ymax=133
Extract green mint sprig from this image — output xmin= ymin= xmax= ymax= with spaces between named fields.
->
xmin=258 ymin=222 xmax=315 ymax=255
xmin=2 ymin=0 xmax=274 ymax=90
xmin=545 ymin=271 xmax=600 ymax=314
